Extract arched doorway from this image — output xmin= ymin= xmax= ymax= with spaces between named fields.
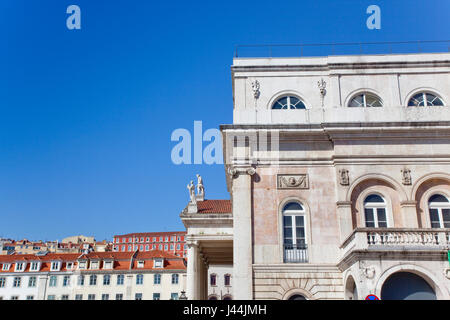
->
xmin=288 ymin=294 xmax=307 ymax=300
xmin=381 ymin=272 xmax=436 ymax=300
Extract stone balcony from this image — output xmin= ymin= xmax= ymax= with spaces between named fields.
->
xmin=339 ymin=228 xmax=450 ymax=268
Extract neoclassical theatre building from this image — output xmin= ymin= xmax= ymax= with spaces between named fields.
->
xmin=181 ymin=51 xmax=450 ymax=300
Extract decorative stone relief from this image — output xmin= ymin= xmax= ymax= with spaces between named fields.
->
xmin=317 ymin=78 xmax=326 ymax=107
xmin=228 ymin=166 xmax=256 ymax=178
xmin=277 ymin=174 xmax=309 ymax=189
xmin=339 ymin=169 xmax=349 ymax=186
xmin=401 ymin=168 xmax=412 ymax=185
xmin=251 ymin=80 xmax=260 ymax=99
xmin=359 ymin=261 xmax=376 ymax=280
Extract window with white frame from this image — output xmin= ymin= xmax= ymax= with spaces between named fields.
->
xmin=61 ymin=295 xmax=69 ymax=300
xmin=272 ymin=95 xmax=306 ymax=109
xmin=282 ymin=202 xmax=308 ymax=263
xmin=2 ymin=264 xmax=10 ymax=271
xmin=171 ymin=293 xmax=179 ymax=300
xmin=171 ymin=274 xmax=179 ymax=284
xmin=364 ymin=194 xmax=388 ymax=228
xmin=140 ymin=245 xmax=144 ymax=251
xmin=116 ymin=293 xmax=123 ymax=300
xmin=136 ymin=274 xmax=144 ymax=285
xmin=28 ymin=276 xmax=37 ymax=287
xmin=103 ymin=275 xmax=111 ymax=285
xmin=50 ymin=261 xmax=60 ymax=271
xmin=428 ymin=194 xmax=450 ymax=228
xmin=153 ymin=274 xmax=161 ymax=285
xmin=154 ymin=258 xmax=163 ymax=268
xmin=408 ymin=92 xmax=444 ymax=107
xmin=135 ymin=293 xmax=142 ymax=300
xmin=49 ymin=276 xmax=57 ymax=287
xmin=88 ymin=294 xmax=95 ymax=300
xmin=78 ymin=261 xmax=87 ymax=269
xmin=145 ymin=245 xmax=149 ymax=251
xmin=13 ymin=277 xmax=21 ymax=288
xmin=78 ymin=275 xmax=85 ymax=286
xmin=26 ymin=295 xmax=34 ymax=300
xmin=117 ymin=274 xmax=124 ymax=285
xmin=66 ymin=262 xmax=73 ymax=270
xmin=137 ymin=261 xmax=144 ymax=268
xmin=75 ymin=294 xmax=83 ymax=300
xmin=348 ymin=93 xmax=383 ymax=108
xmin=89 ymin=274 xmax=97 ymax=286
xmin=15 ymin=262 xmax=25 ymax=272
xmin=102 ymin=294 xmax=109 ymax=300
xmin=63 ymin=275 xmax=70 ymax=287
xmin=153 ymin=293 xmax=160 ymax=300
xmin=0 ymin=277 xmax=6 ymax=288
xmin=30 ymin=262 xmax=40 ymax=271
xmin=103 ymin=260 xmax=113 ymax=269
xmin=224 ymin=274 xmax=231 ymax=286
xmin=90 ymin=261 xmax=99 ymax=269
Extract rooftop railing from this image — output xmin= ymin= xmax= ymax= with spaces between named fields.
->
xmin=234 ymin=40 xmax=450 ymax=58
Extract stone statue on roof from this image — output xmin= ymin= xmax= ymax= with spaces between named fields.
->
xmin=187 ymin=180 xmax=196 ymax=204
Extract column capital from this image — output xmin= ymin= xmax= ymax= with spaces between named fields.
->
xmin=228 ymin=166 xmax=256 ymax=179
xmin=186 ymin=240 xmax=198 ymax=249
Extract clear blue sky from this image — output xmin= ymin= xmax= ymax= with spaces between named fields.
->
xmin=1 ymin=0 xmax=449 ymax=241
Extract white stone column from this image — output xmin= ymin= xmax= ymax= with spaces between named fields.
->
xmin=186 ymin=241 xmax=199 ymax=300
xmin=231 ymin=166 xmax=255 ymax=300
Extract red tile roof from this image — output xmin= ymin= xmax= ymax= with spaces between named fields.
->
xmin=197 ymin=200 xmax=231 ymax=214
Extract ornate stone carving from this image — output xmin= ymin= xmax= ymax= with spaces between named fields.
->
xmin=277 ymin=174 xmax=309 ymax=189
xmin=401 ymin=168 xmax=412 ymax=185
xmin=339 ymin=169 xmax=349 ymax=186
xmin=228 ymin=166 xmax=256 ymax=179
xmin=318 ymin=78 xmax=326 ymax=107
xmin=251 ymin=80 xmax=260 ymax=99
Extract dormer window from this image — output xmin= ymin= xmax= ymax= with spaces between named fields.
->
xmin=90 ymin=261 xmax=99 ymax=270
xmin=137 ymin=261 xmax=144 ymax=268
xmin=154 ymin=258 xmax=164 ymax=269
xmin=103 ymin=261 xmax=113 ymax=270
xmin=50 ymin=261 xmax=61 ymax=271
xmin=78 ymin=261 xmax=87 ymax=269
xmin=2 ymin=264 xmax=10 ymax=271
xmin=30 ymin=262 xmax=40 ymax=271
xmin=15 ymin=262 xmax=26 ymax=272
xmin=66 ymin=262 xmax=73 ymax=270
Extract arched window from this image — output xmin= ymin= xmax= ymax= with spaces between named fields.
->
xmin=408 ymin=92 xmax=444 ymax=107
xmin=428 ymin=194 xmax=450 ymax=228
xmin=272 ymin=96 xmax=306 ymax=109
xmin=348 ymin=93 xmax=383 ymax=108
xmin=282 ymin=201 xmax=307 ymax=263
xmin=364 ymin=194 xmax=388 ymax=228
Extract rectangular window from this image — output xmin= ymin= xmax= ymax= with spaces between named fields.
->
xmin=89 ymin=275 xmax=97 ymax=286
xmin=88 ymin=294 xmax=96 ymax=300
xmin=171 ymin=293 xmax=179 ymax=300
xmin=11 ymin=296 xmax=19 ymax=300
xmin=2 ymin=264 xmax=10 ymax=271
xmin=75 ymin=294 xmax=83 ymax=300
xmin=153 ymin=293 xmax=160 ymax=300
xmin=210 ymin=274 xmax=216 ymax=286
xmin=49 ymin=276 xmax=57 ymax=287
xmin=102 ymin=294 xmax=109 ymax=300
xmin=26 ymin=295 xmax=34 ymax=300
xmin=443 ymin=209 xmax=450 ymax=228
xmin=15 ymin=262 xmax=25 ymax=271
xmin=63 ymin=275 xmax=70 ymax=287
xmin=115 ymin=293 xmax=123 ymax=300
xmin=61 ymin=295 xmax=69 ymax=300
xmin=30 ymin=262 xmax=39 ymax=271
xmin=430 ymin=208 xmax=440 ymax=228
xmin=171 ymin=274 xmax=179 ymax=284
xmin=28 ymin=276 xmax=37 ymax=287
xmin=104 ymin=261 xmax=113 ymax=269
xmin=0 ymin=277 xmax=6 ymax=288
xmin=50 ymin=262 xmax=60 ymax=271
xmin=154 ymin=274 xmax=161 ymax=285
xmin=103 ymin=275 xmax=110 ymax=285
xmin=364 ymin=209 xmax=375 ymax=227
xmin=78 ymin=275 xmax=85 ymax=286
xmin=13 ymin=277 xmax=21 ymax=288
xmin=47 ymin=295 xmax=56 ymax=300
xmin=154 ymin=259 xmax=163 ymax=268
xmin=135 ymin=293 xmax=142 ymax=300
xmin=137 ymin=261 xmax=144 ymax=268
xmin=224 ymin=274 xmax=231 ymax=286
xmin=136 ymin=274 xmax=144 ymax=285
xmin=117 ymin=274 xmax=124 ymax=285
xmin=66 ymin=262 xmax=73 ymax=270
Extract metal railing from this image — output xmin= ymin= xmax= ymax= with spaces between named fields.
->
xmin=283 ymin=244 xmax=308 ymax=263
xmin=234 ymin=40 xmax=450 ymax=58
